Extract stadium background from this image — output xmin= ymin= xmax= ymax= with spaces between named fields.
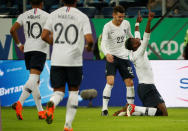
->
xmin=0 ymin=17 xmax=188 ymax=108
xmin=0 ymin=0 xmax=188 ymax=131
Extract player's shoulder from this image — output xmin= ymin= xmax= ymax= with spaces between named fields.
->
xmin=122 ymin=20 xmax=130 ymax=25
xmin=72 ymin=7 xmax=89 ymax=20
xmin=38 ymin=8 xmax=49 ymax=15
xmin=104 ymin=21 xmax=112 ymax=28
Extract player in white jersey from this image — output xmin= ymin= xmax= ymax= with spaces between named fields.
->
xmin=10 ymin=0 xmax=49 ymax=120
xmin=41 ymin=0 xmax=94 ymax=130
xmin=114 ymin=10 xmax=168 ymax=116
xmin=101 ymin=5 xmax=136 ymax=116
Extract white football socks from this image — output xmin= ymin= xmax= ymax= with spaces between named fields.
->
xmin=65 ymin=91 xmax=79 ymax=129
xmin=32 ymin=81 xmax=43 ymax=112
xmin=135 ymin=106 xmax=157 ymax=116
xmin=126 ymin=86 xmax=135 ymax=104
xmin=102 ymin=84 xmax=113 ymax=111
xmin=50 ymin=91 xmax=65 ymax=107
xmin=19 ymin=74 xmax=39 ymax=105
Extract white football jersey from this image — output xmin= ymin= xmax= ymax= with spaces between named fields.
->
xmin=129 ymin=32 xmax=154 ymax=84
xmin=101 ymin=20 xmax=133 ymax=59
xmin=44 ymin=6 xmax=92 ymax=66
xmin=16 ymin=8 xmax=49 ymax=54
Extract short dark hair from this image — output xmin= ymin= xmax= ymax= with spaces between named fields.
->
xmin=63 ymin=0 xmax=76 ymax=5
xmin=31 ymin=0 xmax=43 ymax=5
xmin=125 ymin=38 xmax=133 ymax=50
xmin=113 ymin=5 xmax=125 ymax=14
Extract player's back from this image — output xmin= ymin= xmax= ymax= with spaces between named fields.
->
xmin=17 ymin=8 xmax=49 ymax=54
xmin=48 ymin=6 xmax=91 ymax=66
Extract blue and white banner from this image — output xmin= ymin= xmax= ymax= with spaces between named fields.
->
xmin=0 ymin=60 xmax=53 ymax=106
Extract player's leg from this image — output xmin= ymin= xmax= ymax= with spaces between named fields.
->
xmin=28 ymin=51 xmax=47 ymax=119
xmin=12 ymin=52 xmax=40 ymax=120
xmin=102 ymin=61 xmax=116 ymax=116
xmin=64 ymin=67 xmax=82 ymax=130
xmin=119 ymin=59 xmax=135 ymax=104
xmin=156 ymin=102 xmax=168 ymax=116
xmin=138 ymin=84 xmax=168 ymax=116
xmin=127 ymin=104 xmax=157 ymax=116
xmin=45 ymin=66 xmax=66 ymax=124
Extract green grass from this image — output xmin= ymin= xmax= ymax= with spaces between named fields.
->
xmin=1 ymin=107 xmax=188 ymax=131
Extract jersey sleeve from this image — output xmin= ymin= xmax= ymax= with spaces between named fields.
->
xmin=16 ymin=14 xmax=24 ymax=26
xmin=83 ymin=16 xmax=92 ymax=35
xmin=134 ymin=32 xmax=150 ymax=58
xmin=44 ymin=15 xmax=53 ymax=32
xmin=135 ymin=31 xmax=141 ymax=39
xmin=101 ymin=25 xmax=109 ymax=56
xmin=127 ymin=22 xmax=133 ymax=38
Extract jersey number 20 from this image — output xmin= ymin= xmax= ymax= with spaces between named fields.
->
xmin=54 ymin=23 xmax=78 ymax=45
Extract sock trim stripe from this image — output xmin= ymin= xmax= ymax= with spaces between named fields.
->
xmin=145 ymin=107 xmax=149 ymax=115
xmin=25 ymin=88 xmax=32 ymax=93
xmin=127 ymin=97 xmax=135 ymax=99
xmin=70 ymin=105 xmax=78 ymax=109
xmin=103 ymin=96 xmax=110 ymax=99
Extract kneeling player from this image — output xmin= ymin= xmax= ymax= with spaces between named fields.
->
xmin=114 ymin=10 xmax=168 ymax=117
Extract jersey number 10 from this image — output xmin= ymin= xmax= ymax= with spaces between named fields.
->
xmin=26 ymin=21 xmax=42 ymax=39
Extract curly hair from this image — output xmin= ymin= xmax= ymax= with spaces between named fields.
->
xmin=125 ymin=38 xmax=133 ymax=50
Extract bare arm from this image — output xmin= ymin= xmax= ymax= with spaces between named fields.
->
xmin=41 ymin=29 xmax=53 ymax=45
xmin=10 ymin=22 xmax=24 ymax=52
xmin=145 ymin=10 xmax=155 ymax=33
xmin=85 ymin=34 xmax=94 ymax=52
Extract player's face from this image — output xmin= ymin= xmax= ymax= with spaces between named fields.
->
xmin=113 ymin=12 xmax=125 ymax=25
xmin=132 ymin=38 xmax=141 ymax=51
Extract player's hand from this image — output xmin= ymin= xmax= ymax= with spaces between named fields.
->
xmin=19 ymin=45 xmax=24 ymax=53
xmin=106 ymin=53 xmax=114 ymax=63
xmin=85 ymin=43 xmax=93 ymax=52
xmin=148 ymin=8 xmax=155 ymax=21
xmin=136 ymin=10 xmax=142 ymax=23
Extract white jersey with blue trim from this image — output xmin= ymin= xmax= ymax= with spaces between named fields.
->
xmin=101 ymin=20 xmax=133 ymax=59
xmin=44 ymin=6 xmax=92 ymax=66
xmin=129 ymin=32 xmax=154 ymax=84
xmin=16 ymin=8 xmax=49 ymax=54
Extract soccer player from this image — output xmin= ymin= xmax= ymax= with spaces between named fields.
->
xmin=123 ymin=10 xmax=168 ymax=116
xmin=41 ymin=0 xmax=94 ymax=130
xmin=101 ymin=5 xmax=136 ymax=116
xmin=10 ymin=0 xmax=49 ymax=120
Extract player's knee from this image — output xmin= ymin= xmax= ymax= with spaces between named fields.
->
xmin=155 ymin=108 xmax=168 ymax=116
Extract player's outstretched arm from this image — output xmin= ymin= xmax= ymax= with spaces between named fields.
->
xmin=10 ymin=22 xmax=24 ymax=52
xmin=41 ymin=29 xmax=53 ymax=45
xmin=145 ymin=9 xmax=155 ymax=33
xmin=85 ymin=34 xmax=94 ymax=52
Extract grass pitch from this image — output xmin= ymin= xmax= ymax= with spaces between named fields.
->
xmin=1 ymin=107 xmax=188 ymax=131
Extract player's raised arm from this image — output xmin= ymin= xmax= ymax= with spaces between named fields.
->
xmin=10 ymin=22 xmax=24 ymax=52
xmin=145 ymin=9 xmax=155 ymax=33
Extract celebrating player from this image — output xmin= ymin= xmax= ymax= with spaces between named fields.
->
xmin=10 ymin=0 xmax=49 ymax=120
xmin=115 ymin=10 xmax=168 ymax=116
xmin=41 ymin=0 xmax=94 ymax=130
